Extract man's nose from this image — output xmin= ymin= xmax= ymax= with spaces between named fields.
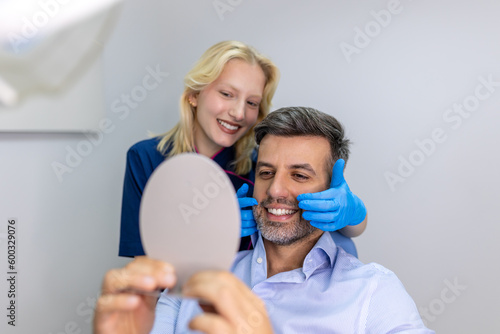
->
xmin=267 ymin=174 xmax=290 ymax=199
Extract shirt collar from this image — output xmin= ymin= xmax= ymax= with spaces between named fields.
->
xmin=302 ymin=232 xmax=337 ymax=278
xmin=250 ymin=232 xmax=338 ymax=284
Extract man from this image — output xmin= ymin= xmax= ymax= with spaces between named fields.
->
xmin=94 ymin=107 xmax=432 ymax=333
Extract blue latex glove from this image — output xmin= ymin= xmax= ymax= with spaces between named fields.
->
xmin=297 ymin=159 xmax=366 ymax=231
xmin=236 ymin=183 xmax=258 ymax=237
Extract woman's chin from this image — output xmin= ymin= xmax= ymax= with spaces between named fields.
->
xmin=214 ymin=135 xmax=243 ymax=148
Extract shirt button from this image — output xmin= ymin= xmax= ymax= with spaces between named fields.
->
xmin=257 ymin=257 xmax=263 ymax=264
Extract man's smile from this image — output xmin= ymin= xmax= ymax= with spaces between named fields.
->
xmin=264 ymin=205 xmax=300 ymax=221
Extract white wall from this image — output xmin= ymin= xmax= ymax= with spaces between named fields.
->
xmin=1 ymin=0 xmax=499 ymax=333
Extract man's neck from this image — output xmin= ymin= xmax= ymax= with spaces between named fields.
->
xmin=263 ymin=230 xmax=324 ymax=278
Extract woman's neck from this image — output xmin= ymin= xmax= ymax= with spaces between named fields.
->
xmin=194 ymin=140 xmax=223 ymax=158
xmin=193 ymin=125 xmax=223 ymax=158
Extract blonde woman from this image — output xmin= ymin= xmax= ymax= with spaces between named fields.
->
xmin=118 ymin=41 xmax=366 ymax=257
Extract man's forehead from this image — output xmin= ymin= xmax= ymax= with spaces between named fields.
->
xmin=258 ymin=134 xmax=328 ymax=149
xmin=257 ymin=135 xmax=330 ymax=169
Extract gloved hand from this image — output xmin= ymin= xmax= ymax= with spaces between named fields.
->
xmin=297 ymin=159 xmax=366 ymax=231
xmin=236 ymin=183 xmax=258 ymax=237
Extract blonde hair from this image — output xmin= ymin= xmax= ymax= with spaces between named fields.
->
xmin=157 ymin=40 xmax=280 ymax=175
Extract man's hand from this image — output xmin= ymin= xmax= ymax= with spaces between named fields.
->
xmin=93 ymin=257 xmax=176 ymax=334
xmin=297 ymin=159 xmax=367 ymax=231
xmin=184 ymin=271 xmax=274 ymax=334
xmin=237 ymin=184 xmax=259 ymax=237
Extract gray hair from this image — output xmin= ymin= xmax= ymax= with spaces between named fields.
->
xmin=254 ymin=106 xmax=350 ymax=178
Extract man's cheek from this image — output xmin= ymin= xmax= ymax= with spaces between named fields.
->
xmin=252 ymin=206 xmax=260 ymax=219
xmin=251 ymin=185 xmax=263 ymax=201
xmin=252 ymin=205 xmax=265 ymax=220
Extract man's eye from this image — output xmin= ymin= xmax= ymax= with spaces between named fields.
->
xmin=294 ymin=174 xmax=309 ymax=180
xmin=258 ymin=171 xmax=274 ymax=178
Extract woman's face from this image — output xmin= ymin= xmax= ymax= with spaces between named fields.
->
xmin=192 ymin=58 xmax=266 ymax=156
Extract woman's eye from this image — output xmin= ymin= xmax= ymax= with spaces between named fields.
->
xmin=220 ymin=91 xmax=231 ymax=97
xmin=247 ymin=101 xmax=259 ymax=108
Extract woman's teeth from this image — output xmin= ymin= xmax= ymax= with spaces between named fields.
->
xmin=218 ymin=120 xmax=239 ymax=131
xmin=267 ymin=208 xmax=297 ymax=216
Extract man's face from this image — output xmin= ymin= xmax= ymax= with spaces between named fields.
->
xmin=253 ymin=135 xmax=331 ymax=245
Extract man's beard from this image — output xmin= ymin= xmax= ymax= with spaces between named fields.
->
xmin=253 ymin=197 xmax=318 ymax=246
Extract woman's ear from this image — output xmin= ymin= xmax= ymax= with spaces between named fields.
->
xmin=188 ymin=93 xmax=198 ymax=107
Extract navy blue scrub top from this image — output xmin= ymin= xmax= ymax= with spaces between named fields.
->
xmin=119 ymin=138 xmax=254 ymax=257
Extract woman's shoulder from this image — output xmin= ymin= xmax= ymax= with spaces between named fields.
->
xmin=128 ymin=137 xmax=162 ymax=153
xmin=126 ymin=137 xmax=167 ymax=168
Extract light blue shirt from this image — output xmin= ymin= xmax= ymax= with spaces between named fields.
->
xmin=151 ymin=232 xmax=433 ymax=333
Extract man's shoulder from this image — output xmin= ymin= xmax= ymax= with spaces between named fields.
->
xmin=333 ymin=246 xmax=398 ymax=281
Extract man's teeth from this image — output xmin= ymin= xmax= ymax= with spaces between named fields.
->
xmin=218 ymin=120 xmax=239 ymax=131
xmin=267 ymin=208 xmax=297 ymax=216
